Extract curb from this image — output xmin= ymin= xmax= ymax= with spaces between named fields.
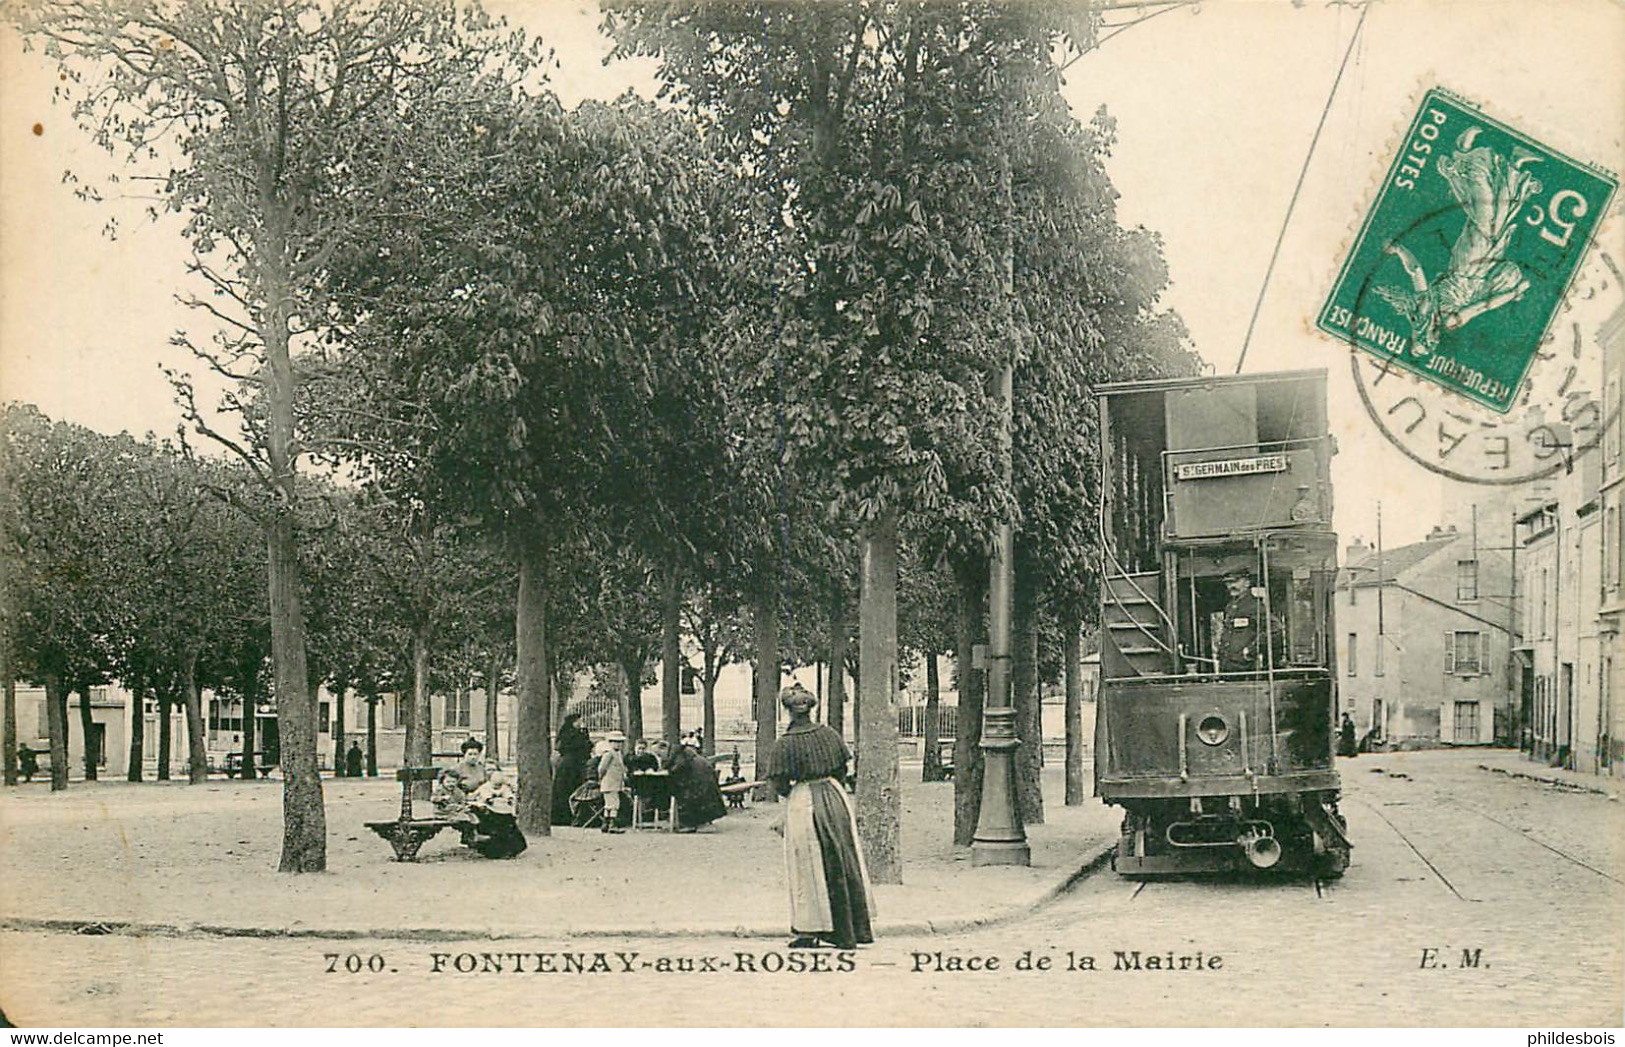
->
xmin=1476 ymin=763 xmax=1620 ymax=800
xmin=0 ymin=841 xmax=1119 ymax=945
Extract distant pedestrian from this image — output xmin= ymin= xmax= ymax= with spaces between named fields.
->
xmin=1338 ymin=714 xmax=1358 ymax=757
xmin=345 ymin=741 xmax=364 ymax=778
xmin=597 ymin=731 xmax=628 ymax=833
xmin=765 ymin=683 xmax=874 ymax=950
xmin=17 ymin=744 xmax=38 ymax=783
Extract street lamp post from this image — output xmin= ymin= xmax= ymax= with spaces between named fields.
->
xmin=972 ymin=151 xmax=1030 ymax=866
xmin=971 ymin=356 xmax=1030 ymax=866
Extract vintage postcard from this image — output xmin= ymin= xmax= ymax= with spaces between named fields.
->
xmin=1 ymin=0 xmax=1622 ymax=1031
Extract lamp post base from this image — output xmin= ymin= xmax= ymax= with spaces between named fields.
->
xmin=971 ymin=838 xmax=1032 ymax=866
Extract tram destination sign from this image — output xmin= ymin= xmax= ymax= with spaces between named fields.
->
xmin=1172 ymin=454 xmax=1288 ymax=481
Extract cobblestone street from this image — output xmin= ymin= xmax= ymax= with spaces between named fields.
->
xmin=3 ymin=750 xmax=1621 ymax=1027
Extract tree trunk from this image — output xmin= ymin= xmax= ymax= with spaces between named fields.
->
xmin=551 ymin=666 xmax=570 ymax=729
xmin=332 ymin=678 xmax=347 ymax=776
xmin=702 ymin=646 xmax=718 ymax=759
xmin=76 ymin=682 xmax=97 ymax=781
xmin=1064 ymin=617 xmax=1085 ymax=806
xmin=182 ymin=649 xmax=208 ymax=784
xmin=827 ymin=585 xmax=848 ymax=740
xmin=952 ymin=554 xmax=987 ymax=846
xmin=263 ymin=247 xmax=325 ymax=871
xmin=1 ymin=636 xmax=15 ymax=786
xmin=240 ymin=673 xmax=258 ymax=781
xmin=485 ymin=647 xmax=501 ymax=762
xmin=44 ymin=669 xmax=69 ymax=791
xmin=269 ymin=505 xmax=326 ymax=870
xmin=126 ymin=680 xmax=144 ymax=782
xmin=857 ymin=514 xmax=902 ymax=884
xmin=514 ymin=534 xmax=553 ymax=835
xmin=752 ymin=577 xmax=780 ymax=802
xmin=622 ymin=656 xmax=644 ymax=741
xmin=1012 ymin=551 xmax=1043 ymax=825
xmin=365 ymin=694 xmax=378 ymax=777
xmin=922 ymin=652 xmax=943 ymax=782
xmin=661 ymin=566 xmax=683 ymax=745
xmin=406 ymin=623 xmax=433 ymax=789
xmin=156 ymin=688 xmax=172 ymax=782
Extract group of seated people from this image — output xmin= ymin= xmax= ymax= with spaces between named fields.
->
xmin=431 ymin=737 xmax=528 ymax=859
xmin=552 ymin=713 xmax=729 ymax=833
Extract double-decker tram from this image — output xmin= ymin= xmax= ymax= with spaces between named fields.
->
xmin=1094 ymin=369 xmax=1351 ymax=877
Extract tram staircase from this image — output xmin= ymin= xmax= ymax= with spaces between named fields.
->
xmin=1103 ymin=571 xmax=1177 ymax=677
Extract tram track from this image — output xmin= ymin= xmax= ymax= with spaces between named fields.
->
xmin=1348 ymin=795 xmax=1473 ymax=901
xmin=1445 ymin=799 xmax=1623 ymax=885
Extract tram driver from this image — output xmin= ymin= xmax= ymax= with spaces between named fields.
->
xmin=1217 ymin=567 xmax=1284 ymax=673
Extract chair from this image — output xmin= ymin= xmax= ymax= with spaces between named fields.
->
xmin=568 ymin=780 xmax=604 ymax=829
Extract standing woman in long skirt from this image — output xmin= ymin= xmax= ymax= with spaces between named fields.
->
xmin=765 ymin=683 xmax=875 ymax=950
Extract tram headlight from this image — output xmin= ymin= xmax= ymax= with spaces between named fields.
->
xmin=1196 ymin=714 xmax=1229 ymax=746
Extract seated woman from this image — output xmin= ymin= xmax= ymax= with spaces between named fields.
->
xmin=626 ymin=738 xmax=665 ymax=824
xmin=433 ymin=737 xmax=488 ymax=844
xmin=667 ymin=733 xmax=728 ymax=832
xmin=468 ymin=766 xmax=527 ymax=859
xmin=625 ymin=738 xmax=661 ymax=774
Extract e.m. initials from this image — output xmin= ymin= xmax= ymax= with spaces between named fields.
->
xmin=1419 ymin=947 xmax=1487 ymax=970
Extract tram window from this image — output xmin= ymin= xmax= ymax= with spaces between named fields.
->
xmin=1255 ymin=380 xmax=1323 ymax=449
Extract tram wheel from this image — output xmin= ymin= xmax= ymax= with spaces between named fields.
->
xmin=1316 ymin=846 xmax=1349 ymax=879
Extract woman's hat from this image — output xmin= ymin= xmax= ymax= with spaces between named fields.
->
xmin=779 ymin=683 xmax=817 ymax=711
xmin=460 ymin=736 xmax=484 ymax=752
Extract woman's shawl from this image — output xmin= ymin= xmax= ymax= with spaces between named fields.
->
xmin=765 ymin=723 xmax=849 ymax=784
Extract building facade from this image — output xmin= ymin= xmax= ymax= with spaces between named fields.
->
xmin=1336 ymin=524 xmax=1515 ymax=746
xmin=1519 ymin=298 xmax=1625 ymax=775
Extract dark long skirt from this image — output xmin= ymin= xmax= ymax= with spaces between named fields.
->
xmin=671 ymin=754 xmax=728 ymax=829
xmin=471 ymin=809 xmax=528 ymax=859
xmin=552 ymin=753 xmax=588 ymax=825
xmin=785 ymin=778 xmax=875 ymax=949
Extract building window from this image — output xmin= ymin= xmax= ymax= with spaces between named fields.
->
xmin=1375 ymin=639 xmax=1385 ymax=677
xmin=1446 ymin=630 xmax=1484 ymax=675
xmin=318 ymin=702 xmax=330 ymax=734
xmin=1610 ymin=505 xmax=1622 ymax=592
xmin=1453 ymin=701 xmax=1480 ymax=742
xmin=1456 ymin=560 xmax=1479 ymax=602
xmin=392 ymin=697 xmax=408 ymax=730
xmin=1346 ymin=633 xmax=1358 ymax=676
xmin=445 ymin=690 xmax=470 ymax=729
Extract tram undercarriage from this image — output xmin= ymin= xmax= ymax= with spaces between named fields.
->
xmin=1112 ymin=792 xmax=1351 ymax=878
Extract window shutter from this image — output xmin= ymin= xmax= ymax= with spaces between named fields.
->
xmin=1444 ymin=631 xmax=1456 ymax=674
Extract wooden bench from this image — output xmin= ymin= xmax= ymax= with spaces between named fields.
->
xmin=720 ymin=779 xmax=767 ymax=808
xmin=365 ymin=767 xmax=456 ymax=861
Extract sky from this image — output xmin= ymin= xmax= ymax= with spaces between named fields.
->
xmin=2 ymin=0 xmax=1622 ymax=549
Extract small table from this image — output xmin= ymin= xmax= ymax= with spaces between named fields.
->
xmin=630 ymin=770 xmax=678 ymax=831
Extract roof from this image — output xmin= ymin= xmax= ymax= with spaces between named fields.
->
xmin=1095 ymin=368 xmax=1327 ymax=397
xmin=1340 ymin=533 xmax=1458 ymax=588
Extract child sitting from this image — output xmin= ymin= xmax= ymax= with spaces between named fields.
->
xmin=468 ymin=766 xmax=527 ymax=859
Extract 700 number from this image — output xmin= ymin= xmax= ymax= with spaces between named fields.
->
xmin=324 ymin=953 xmax=388 ymax=974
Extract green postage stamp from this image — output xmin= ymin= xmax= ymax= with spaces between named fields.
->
xmin=1319 ymin=87 xmax=1617 ymax=413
